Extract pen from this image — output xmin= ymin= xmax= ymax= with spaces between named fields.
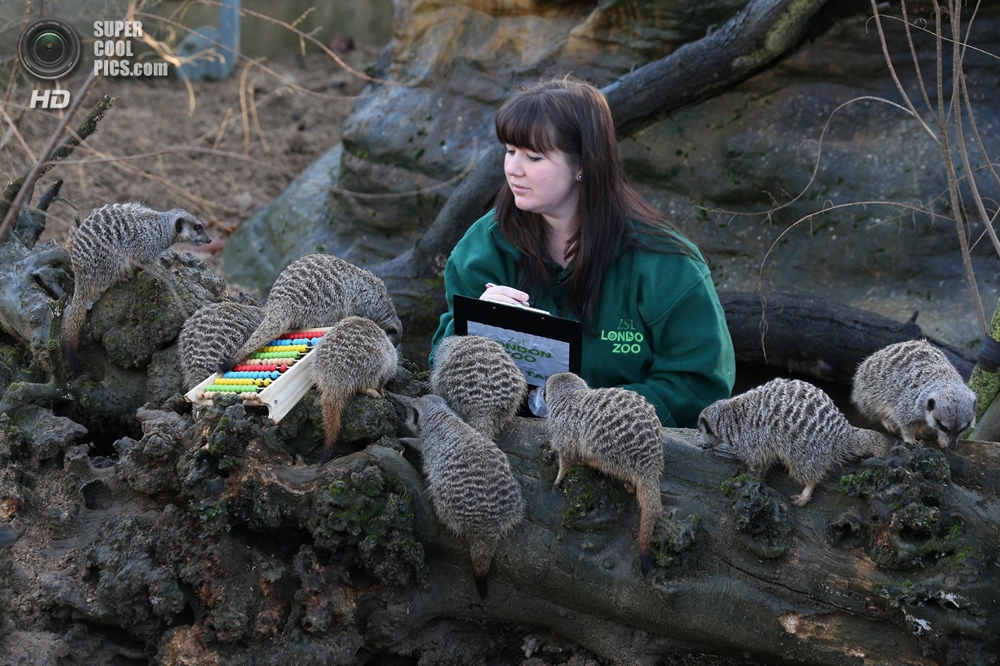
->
xmin=485 ymin=283 xmax=497 ymax=289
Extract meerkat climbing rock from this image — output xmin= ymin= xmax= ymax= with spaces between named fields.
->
xmin=178 ymin=300 xmax=264 ymax=388
xmin=405 ymin=394 xmax=524 ymax=597
xmin=226 ymin=254 xmax=402 ymax=367
xmin=542 ymin=372 xmax=664 ymax=576
xmin=699 ymin=378 xmax=893 ymax=506
xmin=852 ymin=340 xmax=975 ymax=451
xmin=311 ymin=316 xmax=398 ymax=463
xmin=430 ymin=335 xmax=527 ymax=438
xmin=64 ymin=202 xmax=210 ymax=370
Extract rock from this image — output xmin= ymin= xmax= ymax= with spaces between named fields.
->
xmin=222 ymin=0 xmax=1000 ymax=353
xmin=221 ymin=145 xmax=346 ymax=294
xmin=86 ymin=251 xmax=228 ymax=371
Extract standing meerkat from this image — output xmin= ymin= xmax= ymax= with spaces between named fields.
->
xmin=542 ymin=372 xmax=664 ymax=576
xmin=430 ymin=335 xmax=528 ymax=438
xmin=177 ymin=301 xmax=264 ymax=388
xmin=64 ymin=202 xmax=211 ymax=371
xmin=311 ymin=316 xmax=398 ymax=463
xmin=698 ymin=378 xmax=894 ymax=507
xmin=226 ymin=254 xmax=402 ymax=367
xmin=405 ymin=394 xmax=525 ymax=598
xmin=851 ymin=340 xmax=975 ymax=451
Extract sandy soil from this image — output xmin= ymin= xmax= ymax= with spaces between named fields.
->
xmin=2 ymin=43 xmax=382 ymax=274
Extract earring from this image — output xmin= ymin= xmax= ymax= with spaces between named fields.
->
xmin=576 ymin=174 xmax=582 ymax=181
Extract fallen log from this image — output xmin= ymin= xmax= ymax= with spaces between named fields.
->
xmin=719 ymin=291 xmax=976 ymax=382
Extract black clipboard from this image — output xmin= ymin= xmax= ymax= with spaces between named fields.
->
xmin=453 ymin=295 xmax=582 ymax=384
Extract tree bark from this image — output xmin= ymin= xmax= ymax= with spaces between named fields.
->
xmin=719 ymin=291 xmax=975 ymax=382
xmin=219 ymin=418 xmax=1000 ymax=665
xmin=370 ymin=0 xmax=840 ymax=337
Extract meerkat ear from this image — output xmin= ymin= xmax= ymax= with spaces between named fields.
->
xmin=408 ymin=406 xmax=419 ymax=429
xmin=698 ymin=416 xmax=712 ymax=435
xmin=174 ymin=217 xmax=184 ymax=234
xmin=927 ymin=398 xmax=936 ymax=412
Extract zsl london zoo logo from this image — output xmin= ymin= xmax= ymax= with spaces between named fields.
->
xmin=602 ymin=319 xmax=645 ymax=354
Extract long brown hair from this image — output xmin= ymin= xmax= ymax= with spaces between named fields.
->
xmin=494 ymin=77 xmax=699 ymax=329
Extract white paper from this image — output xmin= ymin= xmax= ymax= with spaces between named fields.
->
xmin=466 ymin=322 xmax=571 ymax=387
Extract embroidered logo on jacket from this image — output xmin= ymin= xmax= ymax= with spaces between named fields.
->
xmin=600 ymin=319 xmax=645 ymax=354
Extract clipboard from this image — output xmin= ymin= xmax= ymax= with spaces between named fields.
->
xmin=453 ymin=294 xmax=582 ymax=387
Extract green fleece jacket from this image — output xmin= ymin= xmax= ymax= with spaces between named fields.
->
xmin=430 ymin=211 xmax=736 ymax=427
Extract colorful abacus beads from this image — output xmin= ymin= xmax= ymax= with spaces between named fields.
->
xmin=199 ymin=329 xmax=328 ymax=402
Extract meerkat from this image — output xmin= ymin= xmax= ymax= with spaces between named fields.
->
xmin=430 ymin=335 xmax=528 ymax=438
xmin=851 ymin=340 xmax=975 ymax=451
xmin=225 ymin=254 xmax=402 ymax=368
xmin=311 ymin=316 xmax=398 ymax=463
xmin=178 ymin=301 xmax=264 ymax=388
xmin=405 ymin=394 xmax=525 ymax=597
xmin=64 ymin=202 xmax=211 ymax=371
xmin=542 ymin=372 xmax=664 ymax=576
xmin=698 ymin=378 xmax=894 ymax=507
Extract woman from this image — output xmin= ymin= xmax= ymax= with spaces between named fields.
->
xmin=430 ymin=78 xmax=735 ymax=427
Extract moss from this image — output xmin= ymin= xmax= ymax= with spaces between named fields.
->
xmin=309 ymin=461 xmax=425 ymax=587
xmin=558 ymin=467 xmax=631 ymax=528
xmin=560 ymin=469 xmax=597 ymax=524
xmin=840 ymin=447 xmax=949 ymax=510
xmin=721 ymin=473 xmax=792 ymax=559
xmin=650 ymin=513 xmax=701 ymax=577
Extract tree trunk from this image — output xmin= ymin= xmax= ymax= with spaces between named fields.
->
xmin=719 ymin=291 xmax=975 ymax=382
xmin=266 ymin=419 xmax=1000 ymax=666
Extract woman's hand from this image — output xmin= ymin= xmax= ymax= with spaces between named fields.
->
xmin=480 ymin=283 xmax=531 ymax=307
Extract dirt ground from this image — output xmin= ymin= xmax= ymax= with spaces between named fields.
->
xmin=2 ymin=42 xmax=383 ymax=276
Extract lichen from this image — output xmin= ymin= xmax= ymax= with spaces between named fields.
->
xmin=840 ymin=446 xmax=960 ymax=569
xmin=721 ymin=473 xmax=792 ymax=559
xmin=558 ymin=466 xmax=630 ymax=528
xmin=308 ymin=459 xmax=425 ymax=587
xmin=649 ymin=511 xmax=701 ymax=579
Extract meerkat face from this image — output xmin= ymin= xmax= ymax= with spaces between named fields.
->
xmin=924 ymin=388 xmax=976 ymax=451
xmin=170 ymin=211 xmax=211 ymax=245
xmin=696 ymin=401 xmax=728 ymax=449
xmin=407 ymin=394 xmax=449 ymax=435
xmin=406 ymin=403 xmax=421 ymax=436
xmin=382 ymin=315 xmax=403 ymax=347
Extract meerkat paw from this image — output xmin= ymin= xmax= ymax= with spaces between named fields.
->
xmin=790 ymin=483 xmax=817 ymax=507
xmin=362 ymin=388 xmax=381 ymax=398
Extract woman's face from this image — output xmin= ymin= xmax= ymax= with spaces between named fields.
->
xmin=504 ymin=144 xmax=581 ymax=225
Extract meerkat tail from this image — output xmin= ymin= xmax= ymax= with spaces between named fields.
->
xmin=63 ymin=293 xmax=88 ymax=352
xmin=636 ymin=479 xmax=663 ymax=577
xmin=63 ymin=286 xmax=99 ymax=375
xmin=318 ymin=390 xmax=349 ymax=464
xmin=469 ymin=536 xmax=498 ymax=599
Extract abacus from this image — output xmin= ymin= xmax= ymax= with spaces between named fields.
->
xmin=184 ymin=328 xmax=330 ymax=423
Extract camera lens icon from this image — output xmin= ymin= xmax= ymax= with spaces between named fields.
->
xmin=17 ymin=17 xmax=82 ymax=80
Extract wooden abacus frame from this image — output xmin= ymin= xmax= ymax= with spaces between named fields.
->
xmin=183 ymin=327 xmax=331 ymax=423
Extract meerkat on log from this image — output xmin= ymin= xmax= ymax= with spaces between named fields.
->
xmin=430 ymin=335 xmax=527 ymax=438
xmin=542 ymin=372 xmax=664 ymax=576
xmin=405 ymin=394 xmax=525 ymax=597
xmin=852 ymin=340 xmax=975 ymax=451
xmin=699 ymin=378 xmax=893 ymax=506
